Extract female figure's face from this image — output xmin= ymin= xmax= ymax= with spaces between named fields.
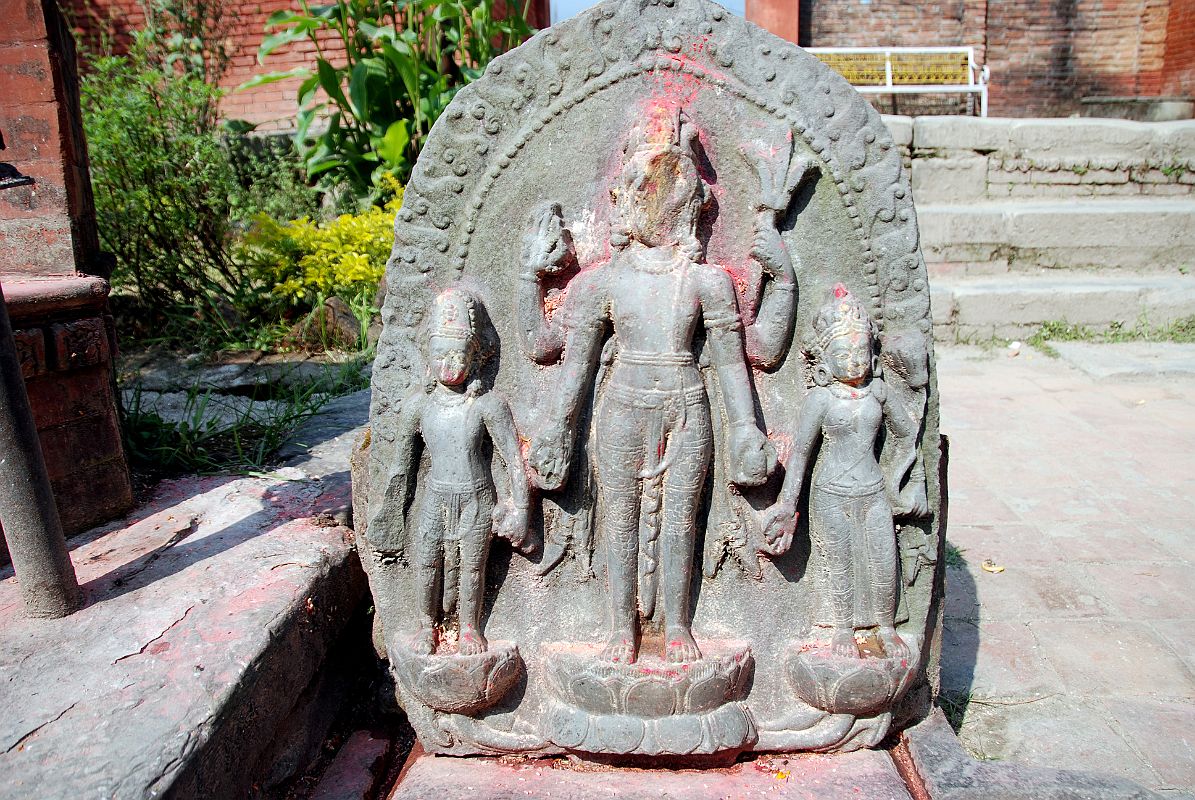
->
xmin=824 ymin=331 xmax=872 ymax=386
xmin=429 ymin=336 xmax=472 ymax=387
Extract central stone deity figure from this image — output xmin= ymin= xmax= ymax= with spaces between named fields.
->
xmin=519 ymin=104 xmax=801 ymax=665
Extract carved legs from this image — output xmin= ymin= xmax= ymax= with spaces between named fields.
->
xmin=864 ymin=495 xmax=908 ymax=659
xmin=602 ymin=483 xmax=642 ymax=664
xmin=810 ymin=489 xmax=907 ymax=659
xmin=412 ymin=487 xmax=495 ymax=655
xmin=660 ymin=411 xmax=711 ymax=664
xmin=458 ymin=489 xmax=495 ymax=656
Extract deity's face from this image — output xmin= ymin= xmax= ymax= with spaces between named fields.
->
xmin=429 ymin=335 xmax=474 ymax=387
xmin=823 ymin=331 xmax=873 ymax=386
xmin=615 ymin=148 xmax=705 ymax=250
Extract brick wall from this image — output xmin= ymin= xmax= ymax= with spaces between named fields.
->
xmin=68 ymin=0 xmax=349 ymax=130
xmin=1164 ymin=0 xmax=1195 ymax=95
xmin=802 ymin=0 xmax=1186 ymax=116
xmin=2 ymin=0 xmax=102 ymax=274
xmin=0 ymin=0 xmax=132 ymax=537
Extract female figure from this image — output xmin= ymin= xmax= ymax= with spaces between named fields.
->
xmin=368 ymin=288 xmax=530 ymax=656
xmin=761 ymin=284 xmax=919 ymax=660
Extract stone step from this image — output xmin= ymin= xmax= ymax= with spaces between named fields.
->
xmin=930 ymin=272 xmax=1195 ymax=341
xmin=917 ymin=199 xmax=1195 ymax=273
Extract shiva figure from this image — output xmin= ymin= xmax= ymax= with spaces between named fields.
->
xmin=368 ymin=287 xmax=530 ymax=656
xmin=760 ymin=285 xmax=920 ymax=660
xmin=518 ymin=105 xmax=804 ymax=665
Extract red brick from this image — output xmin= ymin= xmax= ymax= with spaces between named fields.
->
xmin=25 ymin=363 xmax=116 ymax=429
xmin=0 ymin=41 xmax=56 ymax=104
xmin=11 ymin=327 xmax=48 ymax=378
xmin=50 ymin=317 xmax=110 ymax=371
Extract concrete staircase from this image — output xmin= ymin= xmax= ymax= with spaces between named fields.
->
xmin=883 ymin=116 xmax=1195 ymax=341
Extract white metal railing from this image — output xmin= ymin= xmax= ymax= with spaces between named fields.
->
xmin=806 ymin=46 xmax=990 ymax=117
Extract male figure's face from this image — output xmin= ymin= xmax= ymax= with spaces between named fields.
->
xmin=429 ymin=335 xmax=472 ymax=387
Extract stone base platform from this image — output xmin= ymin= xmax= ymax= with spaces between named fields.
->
xmin=0 ymin=392 xmax=372 ymax=798
xmin=386 ymin=710 xmax=1169 ymax=800
xmin=391 ymin=749 xmax=912 ymax=799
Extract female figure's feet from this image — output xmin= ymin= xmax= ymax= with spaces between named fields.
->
xmin=411 ymin=625 xmax=437 ymax=655
xmin=830 ymin=626 xmax=858 ymax=658
xmin=459 ymin=624 xmax=489 ymax=656
xmin=879 ymin=626 xmax=909 ymax=660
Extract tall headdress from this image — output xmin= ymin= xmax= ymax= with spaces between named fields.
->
xmin=810 ymin=283 xmax=874 ymax=355
xmin=611 ymin=102 xmax=708 ymax=256
xmin=429 ymin=287 xmax=477 ymax=344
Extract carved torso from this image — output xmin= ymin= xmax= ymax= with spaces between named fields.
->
xmin=418 ymin=393 xmax=491 ymax=489
xmin=813 ymin=384 xmax=886 ymax=495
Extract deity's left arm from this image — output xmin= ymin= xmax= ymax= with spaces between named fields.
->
xmin=744 ymin=218 xmax=797 ymax=369
xmin=700 ymin=267 xmax=776 ymax=486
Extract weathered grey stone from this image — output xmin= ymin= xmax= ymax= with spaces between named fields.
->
xmin=358 ymin=0 xmax=943 ymax=763
xmin=930 ymin=273 xmax=1195 ymax=341
xmin=918 ymin=200 xmax=1195 ymax=272
xmin=882 ymin=114 xmax=914 ymax=148
xmin=1051 ymin=342 xmax=1195 ymax=380
xmin=1008 ymin=119 xmax=1155 ymax=162
xmin=912 ymin=156 xmax=988 ymax=203
xmin=914 ymin=116 xmax=1013 ymax=153
xmin=900 ymin=708 xmax=1164 ymax=800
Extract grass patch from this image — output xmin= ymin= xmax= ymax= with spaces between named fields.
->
xmin=1027 ymin=315 xmax=1195 ymax=357
xmin=944 ymin=541 xmax=967 ymax=569
xmin=938 ymin=690 xmax=972 ymax=732
xmin=121 ymin=360 xmax=369 ymax=483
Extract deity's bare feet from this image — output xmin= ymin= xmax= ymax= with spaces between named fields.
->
xmin=411 ymin=626 xmax=436 ymax=655
xmin=665 ymin=627 xmax=702 ymax=663
xmin=879 ymin=627 xmax=909 ymax=660
xmin=830 ymin=627 xmax=858 ymax=658
xmin=458 ymin=626 xmax=489 ymax=656
xmin=601 ymin=632 xmax=638 ymax=664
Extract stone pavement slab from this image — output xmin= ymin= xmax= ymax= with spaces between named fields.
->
xmin=0 ymin=388 xmax=370 ymax=799
xmin=391 ymin=750 xmax=912 ymax=800
xmin=1053 ymin=342 xmax=1195 ymax=380
xmin=937 ymin=344 xmax=1195 ymax=794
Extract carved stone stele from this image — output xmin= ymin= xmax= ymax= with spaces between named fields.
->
xmin=352 ymin=0 xmax=942 ymax=761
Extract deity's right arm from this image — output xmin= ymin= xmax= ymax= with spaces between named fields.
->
xmin=365 ymin=393 xmax=424 ymax=552
xmin=777 ymin=388 xmax=829 ymax=508
xmin=517 ymin=203 xmax=574 ymax=363
xmin=517 ymin=270 xmax=564 ymax=364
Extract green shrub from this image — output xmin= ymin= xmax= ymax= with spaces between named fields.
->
xmin=240 ymin=179 xmax=403 ymax=308
xmin=246 ymin=0 xmax=534 ymax=202
xmin=82 ymin=33 xmax=250 ymax=317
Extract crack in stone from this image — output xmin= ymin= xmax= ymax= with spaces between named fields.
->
xmin=110 ymin=515 xmax=200 ymax=588
xmin=111 ymin=605 xmax=197 ymax=665
xmin=4 ymin=701 xmax=79 ymax=753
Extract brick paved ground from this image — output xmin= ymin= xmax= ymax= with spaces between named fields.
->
xmin=938 ymin=344 xmax=1195 ymax=795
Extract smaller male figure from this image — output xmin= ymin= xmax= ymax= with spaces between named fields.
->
xmin=368 ymin=288 xmax=530 ymax=656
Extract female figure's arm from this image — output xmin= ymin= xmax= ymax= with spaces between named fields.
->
xmin=760 ymin=388 xmax=829 ymax=556
xmin=482 ymin=395 xmax=532 ymax=551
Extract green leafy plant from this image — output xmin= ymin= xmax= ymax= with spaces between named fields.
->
xmin=245 ymin=0 xmax=534 ymax=200
xmin=82 ymin=34 xmax=252 ymax=318
xmin=239 ymin=180 xmax=403 ymax=307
